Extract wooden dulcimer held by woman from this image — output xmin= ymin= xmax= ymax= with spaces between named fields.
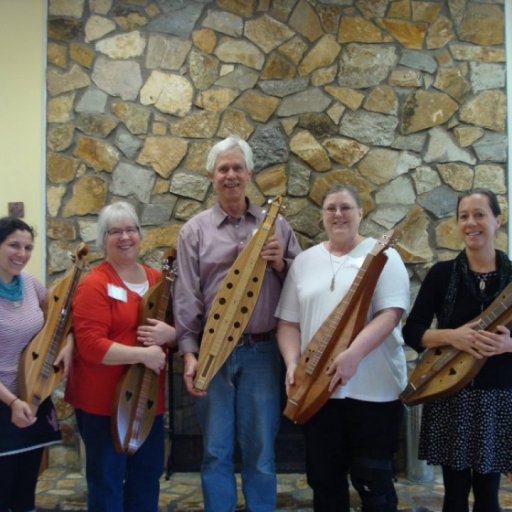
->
xmin=112 ymin=248 xmax=176 ymax=455
xmin=18 ymin=243 xmax=89 ymax=412
xmin=284 ymin=230 xmax=398 ymax=424
xmin=400 ymin=280 xmax=512 ymax=406
xmin=194 ymin=196 xmax=283 ymax=392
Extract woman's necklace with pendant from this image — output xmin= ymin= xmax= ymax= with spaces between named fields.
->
xmin=329 ymin=250 xmax=347 ymax=292
xmin=473 ymin=270 xmax=497 ymax=292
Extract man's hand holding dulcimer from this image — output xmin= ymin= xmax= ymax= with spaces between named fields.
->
xmin=193 ymin=196 xmax=282 ymax=392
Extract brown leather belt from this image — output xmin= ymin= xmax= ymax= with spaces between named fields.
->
xmin=238 ymin=330 xmax=275 ymax=345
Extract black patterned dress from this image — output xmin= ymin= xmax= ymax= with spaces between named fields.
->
xmin=403 ymin=252 xmax=512 ymax=473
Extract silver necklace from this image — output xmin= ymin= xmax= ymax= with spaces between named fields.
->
xmin=473 ymin=270 xmax=496 ymax=291
xmin=329 ymin=250 xmax=347 ymax=291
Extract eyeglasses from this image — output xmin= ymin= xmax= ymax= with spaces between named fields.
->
xmin=322 ymin=206 xmax=356 ymax=215
xmin=107 ymin=226 xmax=139 ymax=237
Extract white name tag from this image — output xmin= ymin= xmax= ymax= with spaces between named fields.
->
xmin=107 ymin=283 xmax=127 ymax=302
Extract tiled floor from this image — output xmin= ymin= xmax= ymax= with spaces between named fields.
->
xmin=36 ymin=467 xmax=512 ymax=511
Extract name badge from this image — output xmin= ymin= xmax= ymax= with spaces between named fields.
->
xmin=108 ymin=283 xmax=127 ymax=302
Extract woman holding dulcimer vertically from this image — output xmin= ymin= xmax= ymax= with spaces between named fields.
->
xmin=276 ymin=184 xmax=410 ymax=512
xmin=0 ymin=217 xmax=73 ymax=512
xmin=403 ymin=189 xmax=512 ymax=512
xmin=65 ymin=202 xmax=176 ymax=512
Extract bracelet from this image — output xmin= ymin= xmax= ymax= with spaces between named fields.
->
xmin=9 ymin=397 xmax=19 ymax=408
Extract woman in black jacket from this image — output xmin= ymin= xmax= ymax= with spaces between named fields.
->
xmin=403 ymin=189 xmax=512 ymax=512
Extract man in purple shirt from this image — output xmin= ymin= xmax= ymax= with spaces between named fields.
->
xmin=173 ymin=135 xmax=301 ymax=511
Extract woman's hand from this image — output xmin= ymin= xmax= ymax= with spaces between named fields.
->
xmin=326 ymin=347 xmax=362 ymax=392
xmin=54 ymin=332 xmax=74 ymax=377
xmin=11 ymin=398 xmax=37 ymax=428
xmin=450 ymin=321 xmax=486 ymax=358
xmin=140 ymin=345 xmax=167 ymax=374
xmin=276 ymin=320 xmax=301 ymax=395
xmin=137 ymin=318 xmax=176 ymax=348
xmin=284 ymin=362 xmax=297 ymax=395
xmin=473 ymin=324 xmax=512 ymax=357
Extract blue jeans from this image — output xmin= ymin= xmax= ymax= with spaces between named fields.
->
xmin=195 ymin=339 xmax=281 ymax=512
xmin=75 ymin=409 xmax=164 ymax=512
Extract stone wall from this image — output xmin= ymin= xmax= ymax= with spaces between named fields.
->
xmin=45 ymin=0 xmax=507 ymax=469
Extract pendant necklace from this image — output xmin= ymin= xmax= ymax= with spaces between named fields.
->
xmin=329 ymin=250 xmax=347 ymax=292
xmin=473 ymin=270 xmax=497 ymax=292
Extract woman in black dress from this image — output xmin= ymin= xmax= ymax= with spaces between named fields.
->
xmin=403 ymin=189 xmax=512 ymax=512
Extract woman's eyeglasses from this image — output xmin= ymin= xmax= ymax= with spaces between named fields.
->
xmin=107 ymin=227 xmax=139 ymax=237
xmin=322 ymin=206 xmax=355 ymax=215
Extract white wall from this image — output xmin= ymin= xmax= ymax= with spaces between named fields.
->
xmin=0 ymin=0 xmax=46 ymax=280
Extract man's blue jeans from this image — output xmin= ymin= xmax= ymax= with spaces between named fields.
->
xmin=75 ymin=409 xmax=164 ymax=512
xmin=195 ymin=339 xmax=281 ymax=512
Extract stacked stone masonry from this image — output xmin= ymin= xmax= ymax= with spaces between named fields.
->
xmin=45 ymin=0 xmax=507 ymax=470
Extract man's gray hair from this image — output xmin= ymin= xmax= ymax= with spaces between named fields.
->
xmin=206 ymin=135 xmax=254 ymax=175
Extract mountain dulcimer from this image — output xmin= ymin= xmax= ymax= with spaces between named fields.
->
xmin=400 ymin=280 xmax=512 ymax=406
xmin=284 ymin=230 xmax=398 ymax=424
xmin=194 ymin=196 xmax=283 ymax=392
xmin=18 ymin=243 xmax=89 ymax=412
xmin=112 ymin=248 xmax=176 ymax=455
